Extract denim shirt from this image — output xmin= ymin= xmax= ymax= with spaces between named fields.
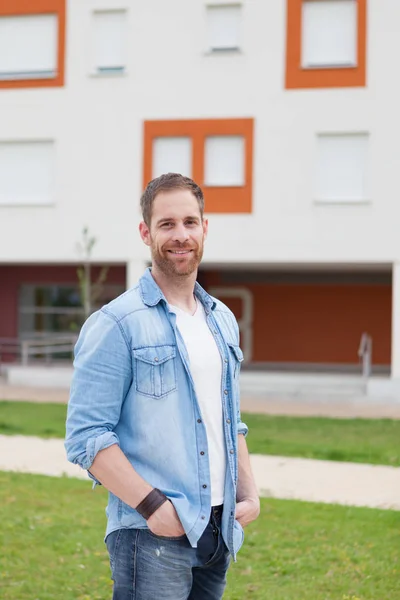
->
xmin=65 ymin=268 xmax=248 ymax=559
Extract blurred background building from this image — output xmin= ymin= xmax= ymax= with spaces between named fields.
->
xmin=1 ymin=0 xmax=399 ymax=390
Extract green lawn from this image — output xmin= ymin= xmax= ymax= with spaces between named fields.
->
xmin=1 ymin=400 xmax=400 ymax=466
xmin=0 ymin=471 xmax=399 ymax=600
xmin=0 ymin=401 xmax=68 ymax=439
xmin=243 ymin=412 xmax=400 ymax=466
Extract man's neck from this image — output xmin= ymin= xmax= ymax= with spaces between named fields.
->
xmin=151 ymin=265 xmax=198 ymax=314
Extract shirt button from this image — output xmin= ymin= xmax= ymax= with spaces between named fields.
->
xmin=200 ymin=451 xmax=205 ymax=456
xmin=224 ymin=358 xmax=228 ymax=363
xmin=197 ymin=419 xmax=202 ymax=423
xmin=154 ymin=357 xmax=159 ymax=362
xmin=230 ymin=449 xmax=234 ymax=454
xmin=226 ymin=419 xmax=231 ymax=424
xmin=201 ymin=516 xmax=206 ymax=520
xmin=203 ymin=484 xmax=207 ymax=489
xmin=224 ymin=390 xmax=228 ymax=395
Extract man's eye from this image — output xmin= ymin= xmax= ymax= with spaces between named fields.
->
xmin=185 ymin=220 xmax=196 ymax=226
xmin=161 ymin=222 xmax=173 ymax=227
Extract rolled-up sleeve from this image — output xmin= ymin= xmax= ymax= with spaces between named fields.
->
xmin=65 ymin=308 xmax=132 ymax=473
xmin=237 ymin=418 xmax=248 ymax=438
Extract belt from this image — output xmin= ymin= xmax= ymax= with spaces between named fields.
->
xmin=211 ymin=504 xmax=223 ymax=519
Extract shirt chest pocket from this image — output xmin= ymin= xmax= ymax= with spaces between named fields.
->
xmin=133 ymin=345 xmax=177 ymax=398
xmin=228 ymin=343 xmax=244 ymax=379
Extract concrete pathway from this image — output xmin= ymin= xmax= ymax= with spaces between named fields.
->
xmin=2 ymin=382 xmax=400 ymax=418
xmin=251 ymin=454 xmax=400 ymax=510
xmin=241 ymin=395 xmax=400 ymax=419
xmin=1 ymin=434 xmax=399 ymax=511
xmin=0 ymin=383 xmax=69 ymax=404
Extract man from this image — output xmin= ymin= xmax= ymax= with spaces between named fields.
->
xmin=65 ymin=173 xmax=260 ymax=600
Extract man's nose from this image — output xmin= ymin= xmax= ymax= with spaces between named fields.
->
xmin=173 ymin=224 xmax=189 ymax=243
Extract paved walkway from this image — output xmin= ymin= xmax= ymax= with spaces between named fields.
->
xmin=1 ymin=434 xmax=399 ymax=511
xmin=1 ymin=383 xmax=399 ymax=511
xmin=2 ymin=382 xmax=400 ymax=418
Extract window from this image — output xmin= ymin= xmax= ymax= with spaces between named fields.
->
xmin=0 ymin=1 xmax=65 ymax=89
xmin=205 ymin=136 xmax=245 ymax=186
xmin=19 ymin=284 xmax=124 ymax=339
xmin=302 ymin=0 xmax=357 ymax=67
xmin=206 ymin=4 xmax=241 ymax=52
xmin=286 ymin=0 xmax=366 ymax=89
xmin=153 ymin=137 xmax=192 ymax=179
xmin=0 ymin=15 xmax=57 ymax=80
xmin=144 ymin=119 xmax=253 ymax=213
xmin=92 ymin=10 xmax=128 ymax=74
xmin=0 ymin=141 xmax=55 ymax=206
xmin=315 ymin=133 xmax=369 ymax=202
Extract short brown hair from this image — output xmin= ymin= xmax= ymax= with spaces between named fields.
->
xmin=140 ymin=173 xmax=205 ymax=226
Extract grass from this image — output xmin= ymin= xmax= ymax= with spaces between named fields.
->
xmin=1 ymin=400 xmax=400 ymax=466
xmin=0 ymin=471 xmax=399 ymax=599
xmin=243 ymin=413 xmax=400 ymax=466
xmin=0 ymin=401 xmax=67 ymax=439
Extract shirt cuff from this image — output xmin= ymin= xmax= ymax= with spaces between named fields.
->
xmin=237 ymin=421 xmax=248 ymax=437
xmin=84 ymin=431 xmax=121 ymax=470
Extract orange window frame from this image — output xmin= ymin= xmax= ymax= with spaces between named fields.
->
xmin=143 ymin=118 xmax=254 ymax=214
xmin=285 ymin=0 xmax=366 ymax=89
xmin=0 ymin=0 xmax=66 ymax=89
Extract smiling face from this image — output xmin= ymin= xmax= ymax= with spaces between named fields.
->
xmin=139 ymin=188 xmax=208 ymax=278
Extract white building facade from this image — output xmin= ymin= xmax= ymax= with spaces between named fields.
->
xmin=1 ymin=0 xmax=400 ymax=388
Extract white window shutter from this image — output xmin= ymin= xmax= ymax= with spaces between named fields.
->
xmin=0 ymin=15 xmax=58 ymax=79
xmin=302 ymin=0 xmax=357 ymax=67
xmin=93 ymin=10 xmax=127 ymax=72
xmin=205 ymin=136 xmax=245 ymax=186
xmin=207 ymin=5 xmax=241 ymax=51
xmin=152 ymin=137 xmax=192 ymax=179
xmin=315 ymin=134 xmax=368 ymax=201
xmin=0 ymin=141 xmax=55 ymax=205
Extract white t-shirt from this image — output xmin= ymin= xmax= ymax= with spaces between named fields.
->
xmin=169 ymin=299 xmax=226 ymax=505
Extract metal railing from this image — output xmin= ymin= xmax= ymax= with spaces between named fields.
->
xmin=0 ymin=335 xmax=77 ymax=366
xmin=0 ymin=338 xmax=20 ymax=368
xmin=358 ymin=332 xmax=372 ymax=379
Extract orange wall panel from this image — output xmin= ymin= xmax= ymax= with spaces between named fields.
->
xmin=285 ymin=0 xmax=367 ymax=89
xmin=250 ymin=284 xmax=391 ymax=365
xmin=202 ymin=275 xmax=391 ymax=365
xmin=143 ymin=119 xmax=253 ymax=213
xmin=0 ymin=0 xmax=66 ymax=89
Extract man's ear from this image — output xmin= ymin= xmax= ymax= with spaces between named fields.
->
xmin=139 ymin=221 xmax=151 ymax=246
xmin=203 ymin=218 xmax=209 ymax=240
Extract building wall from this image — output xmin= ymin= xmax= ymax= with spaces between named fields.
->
xmin=0 ymin=0 xmax=399 ymax=268
xmin=250 ymin=283 xmax=391 ymax=365
xmin=202 ymin=270 xmax=391 ymax=365
xmin=0 ymin=1 xmax=398 ymax=373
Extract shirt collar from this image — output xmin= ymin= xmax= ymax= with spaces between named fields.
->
xmin=139 ymin=267 xmax=216 ymax=311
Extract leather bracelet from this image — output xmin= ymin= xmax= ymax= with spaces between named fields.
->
xmin=135 ymin=488 xmax=168 ymax=520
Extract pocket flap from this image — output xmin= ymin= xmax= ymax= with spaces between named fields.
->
xmin=133 ymin=345 xmax=176 ymax=366
xmin=228 ymin=344 xmax=244 ymax=363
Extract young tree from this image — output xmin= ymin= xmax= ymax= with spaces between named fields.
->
xmin=76 ymin=227 xmax=109 ymax=320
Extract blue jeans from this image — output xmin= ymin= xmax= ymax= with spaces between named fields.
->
xmin=105 ymin=506 xmax=231 ymax=600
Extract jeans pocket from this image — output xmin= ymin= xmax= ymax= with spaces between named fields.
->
xmin=105 ymin=529 xmax=122 ymax=572
xmin=146 ymin=529 xmax=187 ymax=542
xmin=133 ymin=345 xmax=177 ymax=397
xmin=106 ymin=529 xmax=139 ymax=585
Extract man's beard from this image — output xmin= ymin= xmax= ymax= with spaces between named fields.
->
xmin=151 ymin=241 xmax=204 ymax=277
